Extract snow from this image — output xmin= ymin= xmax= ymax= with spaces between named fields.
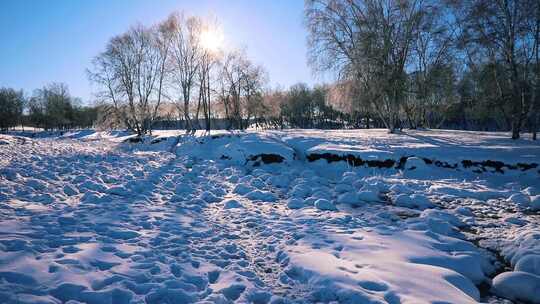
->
xmin=394 ymin=193 xmax=435 ymax=210
xmin=515 ymin=255 xmax=540 ymax=276
xmin=272 ymin=128 xmax=540 ymax=166
xmin=0 ymin=128 xmax=539 ymax=303
xmin=313 ymin=198 xmax=337 ymax=211
xmin=530 ymin=195 xmax=540 ymax=210
xmin=283 ymin=229 xmax=484 ymax=303
xmin=244 ymin=190 xmax=277 ymax=202
xmin=356 ymin=188 xmax=381 ymax=203
xmin=223 ymin=199 xmax=243 ymax=209
xmin=507 ymin=192 xmax=530 ymax=207
xmin=287 ymin=198 xmax=304 ymax=209
xmin=491 ymin=271 xmax=540 ymax=303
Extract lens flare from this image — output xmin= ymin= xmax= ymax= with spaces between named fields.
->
xmin=200 ymin=26 xmax=223 ymax=53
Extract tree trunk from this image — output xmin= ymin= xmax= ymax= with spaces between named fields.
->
xmin=183 ymin=98 xmax=192 ymax=131
xmin=511 ymin=117 xmax=521 ymax=139
xmin=365 ymin=113 xmax=370 ymax=129
xmin=205 ymin=70 xmax=211 ymax=131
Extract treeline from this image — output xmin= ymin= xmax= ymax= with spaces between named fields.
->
xmin=0 ymin=83 xmax=97 ymax=132
xmin=85 ymin=1 xmax=539 ymax=140
xmin=246 ymin=83 xmax=376 ymax=130
xmin=90 ymin=2 xmax=539 ymax=140
xmin=87 ymin=12 xmax=389 ymax=135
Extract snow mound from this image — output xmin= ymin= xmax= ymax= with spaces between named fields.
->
xmin=306 ymin=143 xmax=394 ymax=161
xmin=314 ymin=199 xmax=337 ymax=211
xmin=284 ymin=229 xmax=484 ymax=303
xmin=337 ymin=192 xmax=358 ymax=205
xmin=244 ymin=190 xmax=277 ymax=202
xmin=287 ymin=198 xmax=304 ymax=209
xmin=492 ymin=271 xmax=540 ymax=303
xmin=529 ymin=195 xmax=540 ymax=211
xmin=356 ymin=189 xmax=381 ymax=203
xmin=507 ymin=192 xmax=531 ymax=207
xmin=394 ymin=194 xmax=435 ymax=210
xmin=223 ymin=199 xmax=243 ymax=209
xmin=404 ymin=157 xmax=429 ymax=171
xmin=176 ymin=132 xmax=295 ymax=166
xmin=515 ymin=254 xmax=540 ymax=276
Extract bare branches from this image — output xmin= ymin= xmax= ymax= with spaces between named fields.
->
xmin=89 ymin=22 xmax=176 ymax=135
xmin=215 ymin=49 xmax=268 ymax=129
xmin=306 ymin=0 xmax=433 ymax=132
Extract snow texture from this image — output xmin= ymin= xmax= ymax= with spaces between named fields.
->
xmin=0 ymin=129 xmax=539 ymax=303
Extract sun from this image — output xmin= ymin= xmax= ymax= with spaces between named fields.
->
xmin=200 ymin=26 xmax=224 ymax=53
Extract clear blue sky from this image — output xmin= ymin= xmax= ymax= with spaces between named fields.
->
xmin=0 ymin=0 xmax=321 ymax=103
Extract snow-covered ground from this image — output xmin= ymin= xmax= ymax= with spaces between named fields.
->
xmin=0 ymin=129 xmax=539 ymax=304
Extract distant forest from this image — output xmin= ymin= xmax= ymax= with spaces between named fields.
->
xmin=0 ymin=84 xmax=96 ymax=132
xmin=1 ymin=0 xmax=538 ymax=140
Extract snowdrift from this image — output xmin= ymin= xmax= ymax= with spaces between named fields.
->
xmin=175 ymin=132 xmax=296 ymax=166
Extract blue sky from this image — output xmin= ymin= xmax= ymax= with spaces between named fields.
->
xmin=0 ymin=0 xmax=321 ymax=103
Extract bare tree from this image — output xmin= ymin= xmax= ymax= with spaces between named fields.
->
xmin=89 ymin=24 xmax=161 ymax=136
xmin=306 ymin=0 xmax=430 ymax=132
xmin=242 ymin=63 xmax=268 ymax=128
xmin=405 ymin=2 xmax=455 ymax=129
xmin=217 ymin=49 xmax=268 ymax=129
xmin=198 ymin=50 xmax=215 ymax=131
xmin=218 ymin=50 xmax=248 ymax=129
xmin=451 ymin=0 xmax=539 ymax=139
xmin=169 ymin=13 xmax=204 ymax=132
xmin=152 ymin=17 xmax=176 ymax=134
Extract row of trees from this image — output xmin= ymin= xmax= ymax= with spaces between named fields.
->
xmin=0 ymin=83 xmax=97 ymax=132
xmin=305 ymin=0 xmax=540 ymax=139
xmin=88 ymin=13 xmax=359 ymax=134
xmin=89 ymin=2 xmax=538 ymax=140
xmin=89 ymin=13 xmax=269 ymax=135
xmin=253 ymin=84 xmax=351 ymax=129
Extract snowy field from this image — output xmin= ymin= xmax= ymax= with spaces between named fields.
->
xmin=0 ymin=129 xmax=539 ymax=304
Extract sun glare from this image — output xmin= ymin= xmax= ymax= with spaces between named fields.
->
xmin=200 ymin=26 xmax=224 ymax=53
